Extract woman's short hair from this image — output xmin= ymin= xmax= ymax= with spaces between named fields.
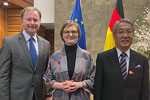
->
xmin=60 ymin=20 xmax=81 ymax=42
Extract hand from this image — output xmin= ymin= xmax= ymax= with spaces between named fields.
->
xmin=52 ymin=81 xmax=84 ymax=93
xmin=46 ymin=97 xmax=52 ymax=100
xmin=62 ymin=80 xmax=76 ymax=93
xmin=52 ymin=80 xmax=75 ymax=92
xmin=52 ymin=82 xmax=64 ymax=90
xmin=62 ymin=81 xmax=84 ymax=93
xmin=73 ymin=82 xmax=83 ymax=89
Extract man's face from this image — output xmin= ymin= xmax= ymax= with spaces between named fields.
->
xmin=113 ymin=22 xmax=134 ymax=52
xmin=21 ymin=10 xmax=40 ymax=36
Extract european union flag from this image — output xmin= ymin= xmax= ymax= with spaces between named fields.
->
xmin=70 ymin=0 xmax=86 ymax=50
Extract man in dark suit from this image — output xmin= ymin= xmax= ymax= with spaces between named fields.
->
xmin=0 ymin=7 xmax=50 ymax=100
xmin=94 ymin=19 xmax=149 ymax=100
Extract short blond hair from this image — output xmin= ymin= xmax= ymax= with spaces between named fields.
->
xmin=20 ymin=7 xmax=41 ymax=20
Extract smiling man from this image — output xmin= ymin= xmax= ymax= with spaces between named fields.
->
xmin=0 ymin=7 xmax=50 ymax=100
xmin=94 ymin=19 xmax=149 ymax=100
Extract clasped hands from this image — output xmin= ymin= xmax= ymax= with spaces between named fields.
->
xmin=53 ymin=80 xmax=83 ymax=93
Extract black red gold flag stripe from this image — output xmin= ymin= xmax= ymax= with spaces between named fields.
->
xmin=104 ymin=0 xmax=124 ymax=51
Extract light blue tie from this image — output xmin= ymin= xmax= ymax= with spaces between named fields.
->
xmin=29 ymin=37 xmax=37 ymax=68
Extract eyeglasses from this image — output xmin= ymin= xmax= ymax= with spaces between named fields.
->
xmin=63 ymin=30 xmax=78 ymax=34
xmin=117 ymin=29 xmax=133 ymax=35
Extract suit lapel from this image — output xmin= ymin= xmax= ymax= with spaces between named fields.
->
xmin=123 ymin=49 xmax=137 ymax=85
xmin=128 ymin=49 xmax=137 ymax=73
xmin=110 ymin=48 xmax=125 ymax=83
xmin=110 ymin=48 xmax=123 ymax=77
xmin=35 ymin=36 xmax=43 ymax=70
xmin=18 ymin=32 xmax=34 ymax=70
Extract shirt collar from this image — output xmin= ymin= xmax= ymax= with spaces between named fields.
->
xmin=116 ymin=47 xmax=130 ymax=58
xmin=22 ymin=30 xmax=38 ymax=42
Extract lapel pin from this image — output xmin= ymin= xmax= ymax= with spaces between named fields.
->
xmin=129 ymin=71 xmax=134 ymax=75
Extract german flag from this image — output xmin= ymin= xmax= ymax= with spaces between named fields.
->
xmin=104 ymin=0 xmax=124 ymax=51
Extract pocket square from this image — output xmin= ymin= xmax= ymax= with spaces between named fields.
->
xmin=135 ymin=65 xmax=142 ymax=69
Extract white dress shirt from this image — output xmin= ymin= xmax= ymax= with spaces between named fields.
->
xmin=22 ymin=30 xmax=39 ymax=56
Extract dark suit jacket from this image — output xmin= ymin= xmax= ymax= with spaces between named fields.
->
xmin=0 ymin=32 xmax=50 ymax=100
xmin=94 ymin=47 xmax=149 ymax=100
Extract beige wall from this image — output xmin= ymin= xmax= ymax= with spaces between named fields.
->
xmin=55 ymin=0 xmax=150 ymax=60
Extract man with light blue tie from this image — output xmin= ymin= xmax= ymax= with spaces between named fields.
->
xmin=0 ymin=7 xmax=50 ymax=100
xmin=94 ymin=19 xmax=149 ymax=100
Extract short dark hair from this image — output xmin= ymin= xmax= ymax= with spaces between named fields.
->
xmin=113 ymin=19 xmax=134 ymax=35
xmin=60 ymin=20 xmax=81 ymax=42
xmin=20 ymin=7 xmax=41 ymax=20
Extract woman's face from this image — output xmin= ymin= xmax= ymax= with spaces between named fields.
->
xmin=63 ymin=25 xmax=79 ymax=46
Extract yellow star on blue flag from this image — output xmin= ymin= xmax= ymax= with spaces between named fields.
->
xmin=70 ymin=0 xmax=86 ymax=50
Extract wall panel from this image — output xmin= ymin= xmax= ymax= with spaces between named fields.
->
xmin=7 ymin=9 xmax=22 ymax=17
xmin=7 ymin=9 xmax=23 ymax=36
xmin=0 ymin=7 xmax=7 ymax=48
xmin=8 ymin=17 xmax=21 ymax=25
xmin=7 ymin=32 xmax=19 ymax=36
xmin=8 ymin=25 xmax=23 ymax=31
